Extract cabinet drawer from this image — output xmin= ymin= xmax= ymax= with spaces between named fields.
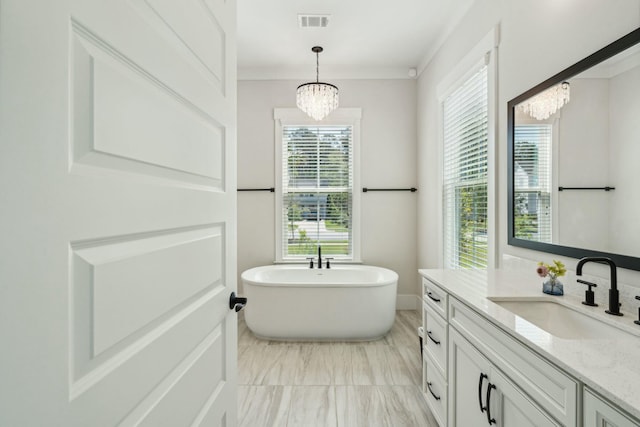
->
xmin=424 ymin=303 xmax=447 ymax=377
xmin=423 ymin=278 xmax=448 ymax=319
xmin=423 ymin=355 xmax=447 ymax=427
xmin=449 ymin=298 xmax=578 ymax=427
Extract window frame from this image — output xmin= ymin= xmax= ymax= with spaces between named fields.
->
xmin=273 ymin=108 xmax=362 ymax=263
xmin=442 ymin=65 xmax=489 ymax=269
xmin=436 ymin=26 xmax=499 ymax=269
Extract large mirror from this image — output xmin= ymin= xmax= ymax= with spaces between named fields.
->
xmin=508 ymin=28 xmax=640 ymax=271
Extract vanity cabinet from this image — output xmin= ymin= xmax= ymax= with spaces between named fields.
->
xmin=420 ymin=270 xmax=640 ymax=427
xmin=422 ymin=275 xmax=578 ymax=426
xmin=449 ymin=327 xmax=559 ymax=426
xmin=448 ymin=298 xmax=577 ymax=426
xmin=583 ymin=389 xmax=638 ymax=427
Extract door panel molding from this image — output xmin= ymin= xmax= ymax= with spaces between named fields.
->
xmin=71 ymin=23 xmax=225 ymax=189
xmin=118 ymin=325 xmax=226 ymax=426
xmin=71 ymin=225 xmax=223 ymax=356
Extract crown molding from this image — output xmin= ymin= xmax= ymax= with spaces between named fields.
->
xmin=238 ymin=65 xmax=417 ymax=81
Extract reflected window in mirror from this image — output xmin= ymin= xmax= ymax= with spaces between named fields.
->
xmin=514 ymin=124 xmax=552 ymax=243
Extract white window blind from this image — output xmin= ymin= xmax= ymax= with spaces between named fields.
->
xmin=281 ymin=125 xmax=353 ymax=259
xmin=443 ymin=65 xmax=488 ymax=269
xmin=513 ymin=125 xmax=552 ymax=242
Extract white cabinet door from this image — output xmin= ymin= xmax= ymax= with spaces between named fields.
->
xmin=449 ymin=328 xmax=492 ymax=426
xmin=0 ymin=0 xmax=238 ymax=425
xmin=450 ymin=329 xmax=559 ymax=427
xmin=490 ymin=368 xmax=560 ymax=427
xmin=584 ymin=389 xmax=639 ymax=427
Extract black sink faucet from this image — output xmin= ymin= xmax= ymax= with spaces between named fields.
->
xmin=576 ymin=257 xmax=622 ymax=316
xmin=317 ymin=245 xmax=322 ymax=269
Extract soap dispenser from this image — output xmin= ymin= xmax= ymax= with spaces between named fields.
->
xmin=578 ymin=279 xmax=598 ymax=307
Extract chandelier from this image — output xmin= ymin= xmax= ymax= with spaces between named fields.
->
xmin=296 ymin=46 xmax=339 ymax=121
xmin=518 ymin=81 xmax=570 ymax=120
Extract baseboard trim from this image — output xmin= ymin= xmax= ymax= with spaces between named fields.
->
xmin=396 ymin=294 xmax=421 ymax=310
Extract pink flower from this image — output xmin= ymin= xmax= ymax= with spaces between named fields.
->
xmin=536 ymin=265 xmax=549 ymax=278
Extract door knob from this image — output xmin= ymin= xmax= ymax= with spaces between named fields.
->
xmin=229 ymin=292 xmax=247 ymax=312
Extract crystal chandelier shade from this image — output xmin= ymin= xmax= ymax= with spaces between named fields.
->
xmin=518 ymin=81 xmax=570 ymax=120
xmin=296 ymin=82 xmax=339 ymax=121
xmin=296 ymin=46 xmax=339 ymax=121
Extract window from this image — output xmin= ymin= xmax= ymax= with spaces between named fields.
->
xmin=513 ymin=124 xmax=552 ymax=242
xmin=443 ymin=65 xmax=489 ymax=269
xmin=274 ymin=109 xmax=361 ymax=262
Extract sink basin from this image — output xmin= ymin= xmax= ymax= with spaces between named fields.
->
xmin=489 ymin=299 xmax=631 ymax=340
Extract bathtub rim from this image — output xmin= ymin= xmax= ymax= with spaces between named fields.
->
xmin=240 ymin=264 xmax=398 ymax=288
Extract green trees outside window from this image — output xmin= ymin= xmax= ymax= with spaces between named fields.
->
xmin=283 ymin=126 xmax=353 ymax=258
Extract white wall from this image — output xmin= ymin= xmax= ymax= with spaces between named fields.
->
xmin=238 ymin=79 xmax=419 ymax=305
xmin=417 ymin=0 xmax=640 ymax=285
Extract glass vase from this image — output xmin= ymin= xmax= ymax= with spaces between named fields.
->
xmin=542 ymin=278 xmax=564 ymax=296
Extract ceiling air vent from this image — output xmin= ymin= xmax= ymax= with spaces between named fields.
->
xmin=298 ymin=14 xmax=330 ymax=28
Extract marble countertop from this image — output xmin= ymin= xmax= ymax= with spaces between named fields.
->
xmin=418 ymin=268 xmax=640 ymax=421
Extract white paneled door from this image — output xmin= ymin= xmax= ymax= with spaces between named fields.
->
xmin=0 ymin=0 xmax=238 ymax=425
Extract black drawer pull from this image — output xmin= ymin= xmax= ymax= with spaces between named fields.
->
xmin=486 ymin=383 xmax=497 ymax=425
xmin=427 ymin=382 xmax=441 ymax=401
xmin=427 ymin=292 xmax=441 ymax=303
xmin=478 ymin=373 xmax=487 ymax=413
xmin=426 ymin=330 xmax=441 ymax=345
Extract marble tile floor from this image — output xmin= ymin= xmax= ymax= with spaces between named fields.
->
xmin=238 ymin=310 xmax=438 ymax=427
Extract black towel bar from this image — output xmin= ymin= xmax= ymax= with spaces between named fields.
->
xmin=558 ymin=186 xmax=615 ymax=191
xmin=363 ymin=187 xmax=417 ymax=192
xmin=237 ymin=188 xmax=275 ymax=192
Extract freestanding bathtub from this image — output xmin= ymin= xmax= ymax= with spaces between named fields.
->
xmin=241 ymin=264 xmax=398 ymax=341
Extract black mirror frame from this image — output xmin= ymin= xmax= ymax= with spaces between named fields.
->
xmin=507 ymin=27 xmax=640 ymax=271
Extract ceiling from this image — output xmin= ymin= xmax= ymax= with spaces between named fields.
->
xmin=237 ymin=0 xmax=475 ymax=80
